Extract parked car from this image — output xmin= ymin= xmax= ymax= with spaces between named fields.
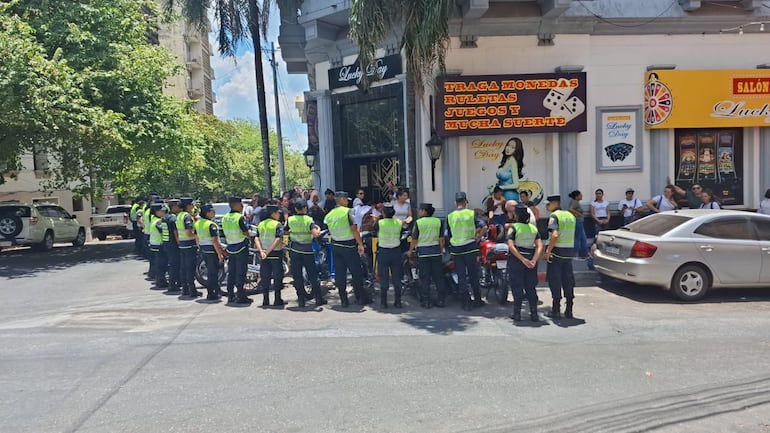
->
xmin=593 ymin=210 xmax=770 ymax=301
xmin=90 ymin=205 xmax=133 ymax=241
xmin=0 ymin=202 xmax=86 ymax=251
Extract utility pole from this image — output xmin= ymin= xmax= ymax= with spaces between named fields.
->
xmin=270 ymin=42 xmax=287 ymax=194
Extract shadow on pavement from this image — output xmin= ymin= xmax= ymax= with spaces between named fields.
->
xmin=598 ymin=277 xmax=770 ymax=304
xmin=0 ymin=241 xmax=136 ymax=279
xmin=398 ymin=312 xmax=479 ymax=335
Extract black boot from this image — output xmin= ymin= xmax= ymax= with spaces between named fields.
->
xmin=313 ymin=284 xmax=327 ymax=306
xmin=227 ymin=287 xmax=235 ymax=303
xmin=262 ymin=291 xmax=270 ymax=307
xmin=339 ymin=287 xmax=349 ymax=307
xmin=380 ymin=289 xmax=388 ymax=309
xmin=472 ymin=288 xmax=485 ymax=308
xmin=510 ymin=301 xmax=522 ymax=321
xmin=546 ymin=300 xmax=561 ymax=319
xmin=297 ymin=289 xmax=306 ymax=308
xmin=273 ymin=290 xmax=285 ymax=307
xmin=190 ymin=284 xmax=202 ymax=298
xmin=394 ymin=290 xmax=402 ymax=308
xmin=565 ymin=299 xmax=574 ymax=319
xmin=530 ymin=306 xmax=540 ymax=322
xmin=462 ymin=296 xmax=473 ymax=311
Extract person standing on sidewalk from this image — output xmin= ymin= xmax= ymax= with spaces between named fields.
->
xmin=446 ymin=192 xmax=487 ymax=311
xmin=506 ymin=205 xmax=542 ymax=322
xmin=409 ymin=203 xmax=447 ymax=309
xmin=567 ymin=190 xmax=589 ymax=258
xmin=163 ymin=199 xmax=181 ymax=294
xmin=176 ymin=197 xmax=200 ymax=298
xmin=195 ymin=205 xmax=226 ymax=300
xmin=287 ymin=200 xmax=326 ymax=308
xmin=590 ymin=189 xmax=611 ymax=234
xmin=222 ymin=196 xmax=252 ymax=305
xmin=130 ymin=197 xmax=145 ymax=254
xmin=324 ymin=191 xmax=371 ymax=307
xmin=147 ymin=202 xmax=164 ymax=286
xmin=544 ymin=195 xmax=576 ymax=319
xmin=618 ymin=188 xmax=644 ymax=225
xmin=256 ymin=205 xmax=286 ymax=307
xmin=375 ymin=203 xmax=404 ymax=309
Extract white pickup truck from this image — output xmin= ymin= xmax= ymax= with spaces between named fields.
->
xmin=90 ymin=205 xmax=133 ymax=241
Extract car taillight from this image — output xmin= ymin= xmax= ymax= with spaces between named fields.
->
xmin=30 ymin=216 xmax=38 ymax=225
xmin=630 ymin=241 xmax=657 ymax=258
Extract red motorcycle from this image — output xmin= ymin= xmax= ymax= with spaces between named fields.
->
xmin=478 ymin=224 xmax=510 ymax=304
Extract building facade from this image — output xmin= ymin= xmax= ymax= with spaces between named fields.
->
xmin=280 ymin=0 xmax=770 ymax=217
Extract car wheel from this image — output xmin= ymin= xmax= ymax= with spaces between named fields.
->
xmin=39 ymin=231 xmax=54 ymax=251
xmin=96 ymin=233 xmax=107 ymax=241
xmin=671 ymin=264 xmax=710 ymax=301
xmin=72 ymin=229 xmax=86 ymax=247
xmin=0 ymin=215 xmax=23 ymax=239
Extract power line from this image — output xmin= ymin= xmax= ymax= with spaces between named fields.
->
xmin=576 ymin=0 xmax=680 ymax=28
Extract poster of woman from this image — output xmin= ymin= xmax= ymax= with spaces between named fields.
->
xmin=496 ymin=137 xmax=525 ymax=202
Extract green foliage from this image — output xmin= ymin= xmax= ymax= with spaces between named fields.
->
xmin=350 ymin=0 xmax=453 ymax=93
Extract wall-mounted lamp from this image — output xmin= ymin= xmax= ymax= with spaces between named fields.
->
xmin=646 ymin=64 xmax=677 ymax=71
xmin=303 ymin=148 xmax=317 ymax=170
xmin=425 ymin=134 xmax=444 ymax=191
xmin=554 ymin=65 xmax=584 ymax=73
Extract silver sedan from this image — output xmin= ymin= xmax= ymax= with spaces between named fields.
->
xmin=593 ymin=210 xmax=770 ymax=301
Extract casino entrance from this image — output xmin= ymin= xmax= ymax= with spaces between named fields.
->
xmin=332 ymin=82 xmax=406 ymax=203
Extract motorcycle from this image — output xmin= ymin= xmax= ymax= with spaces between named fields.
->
xmin=478 ymin=224 xmax=511 ymax=304
xmin=301 ymin=229 xmax=334 ymax=298
xmin=399 ymin=227 xmax=419 ymax=298
xmin=442 ymin=252 xmax=460 ymax=297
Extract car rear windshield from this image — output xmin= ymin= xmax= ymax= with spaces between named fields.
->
xmin=213 ymin=204 xmax=230 ymax=215
xmin=0 ymin=206 xmax=32 ymax=217
xmin=107 ymin=206 xmax=131 ymax=214
xmin=622 ymin=214 xmax=692 ymax=236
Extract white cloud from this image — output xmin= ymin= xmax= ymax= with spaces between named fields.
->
xmin=208 ymin=6 xmax=310 ymax=153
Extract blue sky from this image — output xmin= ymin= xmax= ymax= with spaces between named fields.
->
xmin=208 ymin=5 xmax=310 ymax=153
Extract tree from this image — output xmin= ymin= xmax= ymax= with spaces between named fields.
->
xmin=167 ymin=0 xmax=277 ymax=197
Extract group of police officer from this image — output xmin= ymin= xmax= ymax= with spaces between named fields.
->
xmin=129 ymin=189 xmax=578 ymax=321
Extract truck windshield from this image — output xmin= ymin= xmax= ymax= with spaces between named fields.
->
xmin=106 ymin=207 xmax=131 ymax=214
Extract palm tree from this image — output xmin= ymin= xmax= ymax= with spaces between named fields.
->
xmin=350 ymin=0 xmax=454 ymax=203
xmin=165 ymin=0 xmax=276 ymax=197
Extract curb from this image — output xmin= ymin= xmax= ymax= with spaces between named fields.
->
xmin=537 ymin=270 xmax=599 ymax=287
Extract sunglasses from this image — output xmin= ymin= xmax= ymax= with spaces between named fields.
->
xmin=357 ymin=192 xmax=364 ymax=195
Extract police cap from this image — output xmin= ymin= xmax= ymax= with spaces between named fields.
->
xmin=546 ymin=195 xmax=561 ymax=203
xmin=150 ymin=202 xmax=163 ymax=212
xmin=418 ymin=202 xmax=433 ymax=211
xmin=455 ymin=192 xmax=468 ymax=202
xmin=167 ymin=199 xmax=181 ymax=207
xmin=265 ymin=205 xmax=280 ymax=215
xmin=515 ymin=205 xmax=530 ymax=222
xmin=180 ymin=197 xmax=194 ymax=207
xmin=334 ymin=191 xmax=349 ymax=199
xmin=227 ymin=196 xmax=242 ymax=204
xmin=199 ymin=204 xmax=214 ymax=216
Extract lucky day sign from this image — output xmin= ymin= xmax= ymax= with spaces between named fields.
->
xmin=435 ymin=72 xmax=588 ymax=136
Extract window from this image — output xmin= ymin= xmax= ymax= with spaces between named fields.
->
xmin=750 ymin=217 xmax=770 ymax=242
xmin=624 ymin=214 xmax=691 ymax=236
xmin=56 ymin=207 xmax=71 ymax=219
xmin=0 ymin=206 xmax=31 ymax=218
xmin=72 ymin=196 xmax=84 ymax=212
xmin=339 ymin=97 xmax=402 ymax=156
xmin=37 ymin=206 xmax=58 ymax=218
xmin=33 ymin=145 xmax=49 ymax=172
xmin=694 ymin=217 xmax=756 ymax=240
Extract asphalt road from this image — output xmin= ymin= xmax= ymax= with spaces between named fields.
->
xmin=1 ymin=241 xmax=770 ymax=433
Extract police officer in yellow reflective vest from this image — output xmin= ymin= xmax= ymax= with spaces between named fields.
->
xmin=146 ymin=202 xmax=162 ymax=282
xmin=140 ymin=201 xmax=151 ymax=259
xmin=130 ymin=197 xmax=145 ymax=254
xmin=375 ymin=203 xmax=403 ymax=309
xmin=176 ymin=197 xmax=200 ymax=298
xmin=152 ymin=203 xmax=170 ymax=289
xmin=196 ymin=204 xmax=226 ymax=300
xmin=544 ymin=194 xmax=577 ymax=319
xmin=164 ymin=199 xmax=182 ymax=293
xmin=323 ymin=191 xmax=370 ymax=307
xmin=506 ymin=205 xmax=543 ymax=322
xmin=255 ymin=205 xmax=285 ymax=307
xmin=409 ymin=203 xmax=447 ymax=309
xmin=446 ymin=192 xmax=487 ymax=311
xmin=287 ymin=200 xmax=325 ymax=308
xmin=222 ymin=196 xmax=252 ymax=304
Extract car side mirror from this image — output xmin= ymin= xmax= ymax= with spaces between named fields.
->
xmin=70 ymin=215 xmax=77 ymax=219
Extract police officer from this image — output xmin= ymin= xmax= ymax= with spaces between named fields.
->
xmin=164 ymin=199 xmax=181 ymax=294
xmin=141 ymin=199 xmax=152 ymax=259
xmin=153 ymin=203 xmax=170 ymax=289
xmin=446 ymin=192 xmax=487 ymax=311
xmin=323 ymin=191 xmax=371 ymax=307
xmin=375 ymin=203 xmax=403 ymax=309
xmin=255 ymin=205 xmax=285 ymax=307
xmin=222 ymin=196 xmax=252 ymax=304
xmin=146 ymin=202 xmax=163 ymax=283
xmin=506 ymin=206 xmax=543 ymax=322
xmin=130 ymin=197 xmax=145 ymax=254
xmin=409 ymin=203 xmax=446 ymax=309
xmin=174 ymin=198 xmax=199 ymax=298
xmin=287 ymin=200 xmax=325 ymax=308
xmin=196 ymin=204 xmax=225 ymax=300
xmin=544 ymin=195 xmax=577 ymax=319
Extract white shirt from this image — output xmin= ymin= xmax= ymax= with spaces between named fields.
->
xmin=352 ymin=197 xmax=363 ymax=208
xmin=699 ymin=201 xmax=721 ymax=209
xmin=391 ymin=200 xmax=411 ymax=221
xmin=618 ymin=198 xmax=642 ymax=218
xmin=759 ymin=198 xmax=770 ymax=215
xmin=651 ymin=195 xmax=677 ymax=212
xmin=591 ymin=200 xmax=610 ymax=218
xmin=354 ymin=205 xmax=372 ymax=227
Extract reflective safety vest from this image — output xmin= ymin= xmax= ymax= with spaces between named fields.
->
xmin=447 ymin=208 xmax=476 ymax=246
xmin=257 ymin=218 xmax=280 ymax=248
xmin=148 ymin=214 xmax=162 ymax=245
xmin=195 ymin=218 xmax=216 ymax=247
xmin=377 ymin=218 xmax=402 ymax=249
xmin=221 ymin=212 xmax=246 ymax=245
xmin=512 ymin=222 xmax=538 ymax=249
xmin=159 ymin=217 xmax=171 ymax=243
xmin=175 ymin=211 xmax=194 ymax=242
xmin=288 ymin=215 xmax=314 ymax=244
xmin=141 ymin=205 xmax=150 ymax=234
xmin=552 ymin=209 xmax=576 ymax=249
xmin=129 ymin=203 xmax=140 ymax=222
xmin=324 ymin=206 xmax=354 ymax=242
xmin=415 ymin=217 xmax=441 ymax=247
